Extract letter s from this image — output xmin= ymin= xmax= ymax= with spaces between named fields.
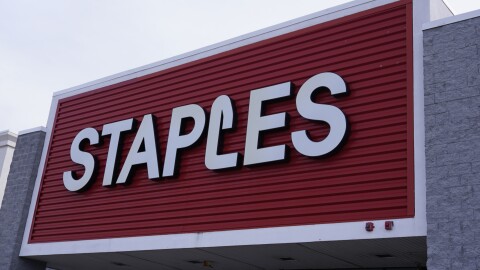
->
xmin=63 ymin=127 xmax=99 ymax=191
xmin=292 ymin=72 xmax=348 ymax=157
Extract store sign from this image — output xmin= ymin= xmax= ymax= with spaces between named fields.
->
xmin=64 ymin=72 xmax=348 ymax=191
xmin=29 ymin=1 xmax=414 ymax=244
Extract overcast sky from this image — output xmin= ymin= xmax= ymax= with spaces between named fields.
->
xmin=1 ymin=0 xmax=479 ymax=134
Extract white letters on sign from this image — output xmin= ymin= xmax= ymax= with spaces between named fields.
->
xmin=292 ymin=72 xmax=348 ymax=157
xmin=163 ymin=104 xmax=206 ymax=177
xmin=63 ymin=128 xmax=100 ymax=192
xmin=244 ymin=82 xmax=291 ymax=166
xmin=101 ymin=118 xmax=133 ymax=186
xmin=205 ymin=95 xmax=239 ymax=170
xmin=63 ymin=72 xmax=348 ymax=191
xmin=117 ymin=114 xmax=160 ymax=183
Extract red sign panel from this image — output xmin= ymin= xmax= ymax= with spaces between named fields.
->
xmin=30 ymin=1 xmax=413 ymax=243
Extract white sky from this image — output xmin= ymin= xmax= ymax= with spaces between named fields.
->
xmin=1 ymin=0 xmax=479 ymax=133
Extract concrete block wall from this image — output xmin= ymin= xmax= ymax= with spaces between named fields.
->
xmin=0 ymin=130 xmax=47 ymax=270
xmin=424 ymin=16 xmax=480 ymax=270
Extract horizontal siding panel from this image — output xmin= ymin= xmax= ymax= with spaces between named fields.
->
xmin=30 ymin=2 xmax=414 ymax=243
xmin=37 ymin=166 xmax=407 ymax=212
xmin=34 ymin=188 xmax=408 ymax=231
xmin=38 ymin=169 xmax=407 ymax=210
xmin=30 ymin=207 xmax=407 ymax=242
xmin=31 ymin=199 xmax=407 ymax=241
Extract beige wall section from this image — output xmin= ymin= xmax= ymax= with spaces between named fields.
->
xmin=0 ymin=130 xmax=17 ymax=208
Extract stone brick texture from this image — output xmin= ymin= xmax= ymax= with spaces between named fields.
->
xmin=0 ymin=131 xmax=46 ymax=270
xmin=424 ymin=16 xmax=480 ymax=270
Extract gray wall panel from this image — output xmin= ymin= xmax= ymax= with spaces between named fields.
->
xmin=0 ymin=131 xmax=46 ymax=270
xmin=424 ymin=16 xmax=480 ymax=270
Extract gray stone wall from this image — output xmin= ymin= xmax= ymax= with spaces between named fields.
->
xmin=424 ymin=16 xmax=480 ymax=270
xmin=0 ymin=131 xmax=47 ymax=270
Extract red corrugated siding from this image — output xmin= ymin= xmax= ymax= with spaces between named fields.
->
xmin=30 ymin=1 xmax=414 ymax=243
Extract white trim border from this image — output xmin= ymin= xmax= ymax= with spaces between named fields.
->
xmin=412 ymin=0 xmax=429 ymax=241
xmin=423 ymin=8 xmax=480 ymax=30
xmin=22 ymin=218 xmax=425 ymax=256
xmin=21 ymin=0 xmax=428 ymax=257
